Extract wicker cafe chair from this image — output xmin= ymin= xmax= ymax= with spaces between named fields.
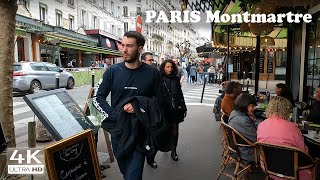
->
xmin=218 ymin=122 xmax=257 ymax=180
xmin=255 ymin=142 xmax=317 ymax=180
xmin=220 ymin=113 xmax=230 ymax=167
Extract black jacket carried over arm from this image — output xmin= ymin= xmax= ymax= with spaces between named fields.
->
xmin=102 ymin=96 xmax=171 ymax=158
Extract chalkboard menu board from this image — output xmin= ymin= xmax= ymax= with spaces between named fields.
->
xmin=259 ymin=52 xmax=264 ymax=73
xmin=0 ymin=123 xmax=7 ymax=153
xmin=45 ymin=129 xmax=101 ymax=180
xmin=23 ymin=88 xmax=98 ymax=140
xmin=267 ymin=51 xmax=274 ymax=73
xmin=232 ymin=54 xmax=239 ymax=72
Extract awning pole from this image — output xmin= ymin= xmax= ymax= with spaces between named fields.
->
xmin=255 ymin=36 xmax=261 ymax=95
xmin=227 ymin=25 xmax=230 ymax=81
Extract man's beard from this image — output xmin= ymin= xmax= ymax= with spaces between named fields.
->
xmin=124 ymin=51 xmax=139 ymax=63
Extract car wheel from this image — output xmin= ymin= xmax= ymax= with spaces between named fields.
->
xmin=29 ymin=80 xmax=42 ymax=94
xmin=66 ymin=77 xmax=75 ymax=89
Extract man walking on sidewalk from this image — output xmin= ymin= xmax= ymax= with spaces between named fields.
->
xmin=93 ymin=31 xmax=160 ymax=180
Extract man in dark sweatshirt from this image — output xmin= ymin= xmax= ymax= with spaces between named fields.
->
xmin=93 ymin=31 xmax=160 ymax=180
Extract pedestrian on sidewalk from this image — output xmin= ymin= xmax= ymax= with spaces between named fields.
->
xmin=93 ymin=31 xmax=160 ymax=180
xmin=153 ymin=59 xmax=187 ymax=162
xmin=189 ymin=63 xmax=197 ymax=84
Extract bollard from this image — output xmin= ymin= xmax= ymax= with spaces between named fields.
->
xmin=200 ymin=76 xmax=207 ymax=103
xmin=246 ymin=78 xmax=250 ymax=92
xmin=92 ymin=71 xmax=95 ymax=87
xmin=28 ymin=121 xmax=36 ymax=148
xmin=55 ymin=73 xmax=60 ymax=89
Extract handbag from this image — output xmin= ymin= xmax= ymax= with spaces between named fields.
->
xmin=163 ymin=82 xmax=187 ymax=112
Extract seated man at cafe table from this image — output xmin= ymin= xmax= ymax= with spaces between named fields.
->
xmin=228 ymin=94 xmax=259 ymax=163
xmin=308 ymin=85 xmax=320 ymax=124
xmin=221 ymin=81 xmax=242 ymax=116
xmin=257 ymin=96 xmax=314 ymax=180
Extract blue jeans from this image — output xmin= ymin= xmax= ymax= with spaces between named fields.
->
xmin=117 ymin=150 xmax=145 ymax=180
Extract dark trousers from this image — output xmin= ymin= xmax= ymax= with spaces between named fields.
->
xmin=117 ymin=150 xmax=145 ymax=180
xmin=147 ymin=123 xmax=179 ymax=161
xmin=191 ymin=76 xmax=196 ymax=83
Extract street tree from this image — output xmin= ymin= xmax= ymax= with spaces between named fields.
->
xmin=176 ymin=40 xmax=191 ymax=62
xmin=0 ymin=0 xmax=18 ymax=150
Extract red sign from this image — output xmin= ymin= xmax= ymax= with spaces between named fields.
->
xmin=136 ymin=15 xmax=142 ymax=33
xmin=85 ymin=30 xmax=99 ymax=35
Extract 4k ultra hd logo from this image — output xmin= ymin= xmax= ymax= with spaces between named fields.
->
xmin=7 ymin=148 xmax=45 ymax=174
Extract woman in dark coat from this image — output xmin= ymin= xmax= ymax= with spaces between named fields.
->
xmin=275 ymin=83 xmax=295 ymax=107
xmin=146 ymin=59 xmax=187 ymax=168
xmin=159 ymin=59 xmax=187 ymax=161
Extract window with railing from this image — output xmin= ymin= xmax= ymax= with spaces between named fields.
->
xmin=56 ymin=10 xmax=62 ymax=27
xmin=137 ymin=7 xmax=142 ymax=16
xmin=39 ymin=3 xmax=47 ymax=23
xmin=18 ymin=0 xmax=29 ymax=9
xmin=111 ymin=1 xmax=114 ymax=15
xmin=68 ymin=0 xmax=74 ymax=6
xmin=123 ymin=6 xmax=128 ymax=17
xmin=69 ymin=15 xmax=74 ymax=30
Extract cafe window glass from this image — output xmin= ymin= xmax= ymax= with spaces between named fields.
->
xmin=306 ymin=14 xmax=320 ymax=99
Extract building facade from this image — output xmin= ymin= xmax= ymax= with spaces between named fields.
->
xmin=119 ymin=0 xmax=209 ymax=64
xmin=15 ymin=0 xmax=123 ymax=67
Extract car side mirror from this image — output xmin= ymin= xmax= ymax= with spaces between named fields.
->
xmin=59 ymin=68 xmax=63 ymax=73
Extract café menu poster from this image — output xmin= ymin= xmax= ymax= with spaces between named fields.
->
xmin=52 ymin=138 xmax=96 ymax=180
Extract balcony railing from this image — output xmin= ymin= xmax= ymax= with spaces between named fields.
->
xmin=152 ymin=33 xmax=164 ymax=41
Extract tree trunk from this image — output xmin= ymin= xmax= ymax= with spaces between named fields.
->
xmin=0 ymin=0 xmax=18 ymax=148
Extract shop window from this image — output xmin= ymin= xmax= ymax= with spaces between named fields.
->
xmin=275 ymin=50 xmax=287 ymax=67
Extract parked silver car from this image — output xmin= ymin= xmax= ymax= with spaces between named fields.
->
xmin=13 ymin=62 xmax=75 ymax=93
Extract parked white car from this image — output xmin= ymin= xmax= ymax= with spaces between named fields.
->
xmin=13 ymin=62 xmax=75 ymax=93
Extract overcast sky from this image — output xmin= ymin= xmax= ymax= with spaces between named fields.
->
xmin=193 ymin=12 xmax=211 ymax=41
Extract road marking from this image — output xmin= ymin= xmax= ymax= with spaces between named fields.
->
xmin=183 ymin=95 xmax=216 ymax=101
xmin=184 ymin=93 xmax=218 ymax=98
xmin=186 ymin=103 xmax=214 ymax=107
xmin=14 ymin=117 xmax=34 ymax=129
xmin=13 ymin=106 xmax=31 ymax=116
xmin=13 ymin=101 xmax=25 ymax=106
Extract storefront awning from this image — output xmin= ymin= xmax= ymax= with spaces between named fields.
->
xmin=44 ymin=33 xmax=122 ymax=57
xmin=15 ymin=28 xmax=26 ymax=36
xmin=58 ymin=40 xmax=122 ymax=56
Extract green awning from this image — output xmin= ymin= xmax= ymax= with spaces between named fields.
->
xmin=44 ymin=34 xmax=122 ymax=56
xmin=58 ymin=41 xmax=122 ymax=56
xmin=15 ymin=28 xmax=26 ymax=36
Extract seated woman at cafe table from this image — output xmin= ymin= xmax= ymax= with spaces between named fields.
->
xmin=221 ymin=81 xmax=242 ymax=116
xmin=257 ymin=96 xmax=313 ymax=180
xmin=228 ymin=93 xmax=259 ymax=163
xmin=275 ymin=83 xmax=295 ymax=107
xmin=308 ymin=85 xmax=320 ymax=124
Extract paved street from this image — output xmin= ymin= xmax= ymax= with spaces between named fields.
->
xmin=11 ymin=82 xmax=265 ymax=179
xmin=12 ymin=82 xmax=223 ymax=147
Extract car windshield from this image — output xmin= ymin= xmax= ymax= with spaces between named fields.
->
xmin=13 ymin=65 xmax=22 ymax=71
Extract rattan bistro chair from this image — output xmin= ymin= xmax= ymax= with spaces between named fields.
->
xmin=255 ymin=142 xmax=317 ymax=180
xmin=220 ymin=113 xmax=230 ymax=167
xmin=218 ymin=122 xmax=257 ymax=180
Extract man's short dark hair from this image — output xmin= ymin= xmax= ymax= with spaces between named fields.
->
xmin=124 ymin=31 xmax=145 ymax=47
xmin=141 ymin=52 xmax=153 ymax=60
xmin=234 ymin=94 xmax=257 ymax=113
xmin=225 ymin=81 xmax=242 ymax=94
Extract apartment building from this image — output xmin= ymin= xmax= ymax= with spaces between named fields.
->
xmin=15 ymin=0 xmax=123 ymax=67
xmin=119 ymin=0 xmax=209 ymax=63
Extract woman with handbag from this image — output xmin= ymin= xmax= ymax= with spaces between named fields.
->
xmin=146 ymin=59 xmax=187 ymax=167
xmin=160 ymin=59 xmax=187 ymax=161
